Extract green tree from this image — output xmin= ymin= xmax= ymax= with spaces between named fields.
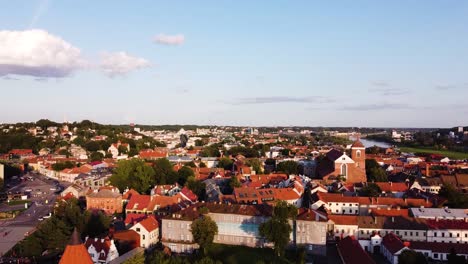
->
xmin=83 ymin=211 xmax=111 ymax=238
xmin=259 ymin=200 xmax=297 ymax=257
xmin=439 ymin=183 xmax=468 ymax=208
xmin=58 ymin=149 xmax=71 ymax=157
xmin=229 ymin=175 xmax=241 ymax=190
xmin=186 ymin=176 xmax=206 ymax=201
xmin=122 ymin=252 xmax=145 ymax=264
xmin=177 ymin=166 xmax=195 ymax=186
xmin=153 ymin=158 xmax=178 ymax=184
xmin=360 ymin=183 xmax=382 ymax=197
xmin=218 ymin=157 xmax=233 ymax=170
xmin=90 ymin=151 xmax=104 ymax=162
xmin=246 ymin=158 xmax=263 ymax=174
xmin=85 ymin=140 xmax=101 ymax=152
xmin=365 ymin=159 xmax=388 ymax=182
xmin=398 ymin=249 xmax=427 ymax=264
xmin=191 ymin=216 xmax=218 ymax=253
xmin=118 ymin=145 xmax=129 ymax=155
xmin=277 ymin=160 xmax=298 ymax=175
xmin=109 ymin=159 xmax=155 ymax=193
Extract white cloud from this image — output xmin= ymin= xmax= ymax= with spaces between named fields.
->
xmin=0 ymin=29 xmax=86 ymax=78
xmin=154 ymin=34 xmax=185 ymax=45
xmin=99 ymin=51 xmax=150 ymax=77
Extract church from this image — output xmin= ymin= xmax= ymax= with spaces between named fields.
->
xmin=316 ymin=140 xmax=367 ymax=183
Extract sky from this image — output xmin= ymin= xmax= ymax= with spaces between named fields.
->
xmin=1 ymin=1 xmax=467 ymax=128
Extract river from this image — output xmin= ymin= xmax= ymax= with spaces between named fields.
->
xmin=349 ymin=136 xmax=392 ymax=148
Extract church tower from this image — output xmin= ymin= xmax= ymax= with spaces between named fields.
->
xmin=349 ymin=139 xmax=367 ymax=182
xmin=351 ymin=140 xmax=366 ymax=169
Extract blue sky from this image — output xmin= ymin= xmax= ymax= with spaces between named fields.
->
xmin=1 ymin=1 xmax=467 ymax=127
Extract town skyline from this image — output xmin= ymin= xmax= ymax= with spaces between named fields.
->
xmin=1 ymin=1 xmax=468 ymax=127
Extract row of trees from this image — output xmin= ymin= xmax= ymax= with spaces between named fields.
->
xmin=109 ymin=158 xmax=197 ymax=195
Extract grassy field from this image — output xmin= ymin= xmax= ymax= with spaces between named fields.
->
xmin=205 ymin=244 xmax=300 ymax=264
xmin=399 ymin=147 xmax=468 ymax=160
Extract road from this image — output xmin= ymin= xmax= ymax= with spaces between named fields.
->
xmin=0 ymin=172 xmax=66 ymax=256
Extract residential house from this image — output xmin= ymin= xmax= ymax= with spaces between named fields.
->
xmin=337 ymin=236 xmax=376 ymax=264
xmin=84 ymin=237 xmax=119 ymax=264
xmin=129 ymin=216 xmax=159 ymax=249
xmin=380 ymin=233 xmax=409 ymax=264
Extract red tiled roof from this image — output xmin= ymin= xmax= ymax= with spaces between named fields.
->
xmin=426 ymin=219 xmax=468 ymax=230
xmin=123 ymin=189 xmax=139 ymax=200
xmin=375 ymin=182 xmax=409 ymax=193
xmin=9 ymin=149 xmax=33 ymax=155
xmin=317 ymin=193 xmax=432 ymax=208
xmin=113 ymin=230 xmax=140 ymax=248
xmin=370 ymin=208 xmax=409 ymax=217
xmin=329 ymin=215 xmax=359 ymax=225
xmin=382 ymin=233 xmax=406 ymax=255
xmin=126 ymin=194 xmax=151 ymax=211
xmin=139 ymin=149 xmax=168 ymax=159
xmin=60 ymin=230 xmax=93 ymax=264
xmin=337 ymin=236 xmax=376 ymax=264
xmin=180 ymin=187 xmax=198 ymax=202
xmin=138 ymin=216 xmax=159 ymax=232
xmin=410 ymin=241 xmax=468 ymax=254
xmin=125 ymin=213 xmax=148 ymax=225
xmin=351 ymin=140 xmax=365 ymax=148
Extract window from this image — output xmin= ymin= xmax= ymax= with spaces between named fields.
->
xmin=341 ymin=164 xmax=347 ymax=177
xmin=136 ymin=228 xmax=140 ymax=232
xmin=356 ymin=150 xmax=361 ymax=158
xmin=142 ymin=235 xmax=145 ymax=240
xmin=434 ymin=253 xmax=439 ymax=259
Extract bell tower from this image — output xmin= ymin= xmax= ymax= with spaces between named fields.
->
xmin=351 ymin=139 xmax=366 ymax=169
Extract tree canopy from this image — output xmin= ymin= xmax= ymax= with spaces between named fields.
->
xmin=365 ymin=159 xmax=388 ymax=182
xmin=109 ymin=159 xmax=155 ymax=193
xmin=276 ymin=160 xmax=298 ymax=175
xmin=259 ymin=200 xmax=297 ymax=257
xmin=191 ymin=216 xmax=218 ymax=252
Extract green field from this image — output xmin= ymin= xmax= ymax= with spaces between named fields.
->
xmin=399 ymin=147 xmax=468 ymax=160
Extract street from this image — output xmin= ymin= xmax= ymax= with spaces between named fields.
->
xmin=0 ymin=172 xmax=67 ymax=256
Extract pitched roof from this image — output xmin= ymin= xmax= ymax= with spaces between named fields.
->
xmin=180 ymin=187 xmax=198 ymax=202
xmin=137 ymin=216 xmax=159 ymax=232
xmin=410 ymin=241 xmax=468 ymax=254
xmin=59 ymin=229 xmax=93 ymax=264
xmin=351 ymin=140 xmax=365 ymax=148
xmin=375 ymin=182 xmax=409 ymax=193
xmin=84 ymin=237 xmax=113 ymax=261
xmin=382 ymin=233 xmax=406 ymax=255
xmin=126 ymin=194 xmax=151 ymax=211
xmin=337 ymin=236 xmax=376 ymax=264
xmin=326 ymin=149 xmax=344 ymax=161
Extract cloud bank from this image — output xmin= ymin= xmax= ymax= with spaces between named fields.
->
xmin=340 ymin=103 xmax=411 ymax=111
xmin=230 ymin=96 xmax=334 ymax=105
xmin=154 ymin=34 xmax=185 ymax=45
xmin=0 ymin=29 xmax=86 ymax=77
xmin=99 ymin=51 xmax=150 ymax=77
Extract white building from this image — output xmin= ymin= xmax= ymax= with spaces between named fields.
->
xmin=130 ymin=217 xmax=159 ymax=249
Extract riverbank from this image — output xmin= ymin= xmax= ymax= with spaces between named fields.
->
xmin=399 ymin=147 xmax=468 ymax=160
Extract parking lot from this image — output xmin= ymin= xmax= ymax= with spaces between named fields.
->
xmin=0 ymin=172 xmax=68 ymax=256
